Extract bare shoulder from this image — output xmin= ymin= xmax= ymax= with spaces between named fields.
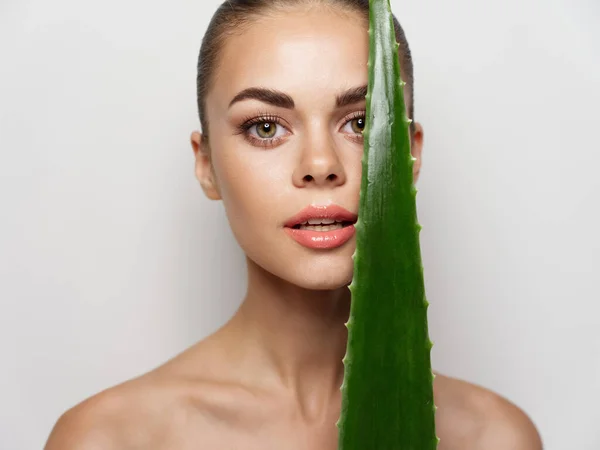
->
xmin=44 ymin=373 xmax=196 ymax=450
xmin=44 ymin=338 xmax=255 ymax=450
xmin=434 ymin=373 xmax=543 ymax=449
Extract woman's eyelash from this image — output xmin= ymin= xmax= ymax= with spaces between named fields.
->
xmin=236 ymin=111 xmax=365 ymax=133
xmin=234 ymin=113 xmax=288 ymax=148
xmin=345 ymin=111 xmax=366 ymax=122
xmin=235 ymin=113 xmax=283 ymax=133
xmin=234 ymin=111 xmax=366 ymax=149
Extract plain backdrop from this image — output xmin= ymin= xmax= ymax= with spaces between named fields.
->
xmin=1 ymin=0 xmax=599 ymax=448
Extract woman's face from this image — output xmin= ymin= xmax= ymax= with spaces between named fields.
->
xmin=191 ymin=6 xmax=423 ymax=291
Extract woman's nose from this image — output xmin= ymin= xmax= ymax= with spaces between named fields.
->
xmin=292 ymin=132 xmax=347 ymax=188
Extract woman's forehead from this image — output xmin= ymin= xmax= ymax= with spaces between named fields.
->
xmin=209 ymin=9 xmax=369 ymax=109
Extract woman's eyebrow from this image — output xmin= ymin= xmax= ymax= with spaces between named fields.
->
xmin=227 ymin=85 xmax=368 ymax=110
xmin=335 ymin=85 xmax=368 ymax=108
xmin=228 ymin=87 xmax=295 ymax=109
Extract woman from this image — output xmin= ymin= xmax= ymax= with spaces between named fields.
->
xmin=45 ymin=0 xmax=542 ymax=448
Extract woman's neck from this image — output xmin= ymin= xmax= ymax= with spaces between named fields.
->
xmin=225 ymin=256 xmax=350 ymax=416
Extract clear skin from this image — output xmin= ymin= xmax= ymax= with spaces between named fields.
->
xmin=45 ymin=5 xmax=543 ymax=450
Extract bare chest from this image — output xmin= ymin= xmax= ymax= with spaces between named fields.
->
xmin=158 ymin=411 xmax=339 ymax=450
xmin=139 ymin=381 xmax=481 ymax=450
xmin=155 ymin=410 xmax=472 ymax=450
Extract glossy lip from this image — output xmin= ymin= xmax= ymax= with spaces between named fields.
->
xmin=283 ymin=204 xmax=358 ymax=250
xmin=284 ymin=204 xmax=358 ymax=228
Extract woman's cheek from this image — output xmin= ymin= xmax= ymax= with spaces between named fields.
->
xmin=217 ymin=156 xmax=287 ymax=233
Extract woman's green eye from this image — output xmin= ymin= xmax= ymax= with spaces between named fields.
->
xmin=256 ymin=122 xmax=277 ymax=138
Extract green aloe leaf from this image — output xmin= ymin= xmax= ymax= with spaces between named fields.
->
xmin=337 ymin=0 xmax=438 ymax=448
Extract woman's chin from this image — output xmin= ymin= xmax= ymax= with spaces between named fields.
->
xmin=281 ymin=262 xmax=354 ymax=291
xmin=285 ymin=277 xmax=345 ymax=291
xmin=244 ymin=239 xmax=356 ymax=291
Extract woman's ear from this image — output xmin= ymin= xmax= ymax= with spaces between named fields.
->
xmin=411 ymin=122 xmax=424 ymax=183
xmin=190 ymin=131 xmax=221 ymax=200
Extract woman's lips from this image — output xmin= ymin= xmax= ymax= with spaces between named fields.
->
xmin=284 ymin=224 xmax=356 ymax=249
xmin=283 ymin=204 xmax=358 ymax=249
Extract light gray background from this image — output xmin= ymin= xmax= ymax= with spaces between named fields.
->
xmin=1 ymin=0 xmax=599 ymax=448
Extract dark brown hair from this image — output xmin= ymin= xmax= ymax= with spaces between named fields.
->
xmin=196 ymin=0 xmax=415 ymax=143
